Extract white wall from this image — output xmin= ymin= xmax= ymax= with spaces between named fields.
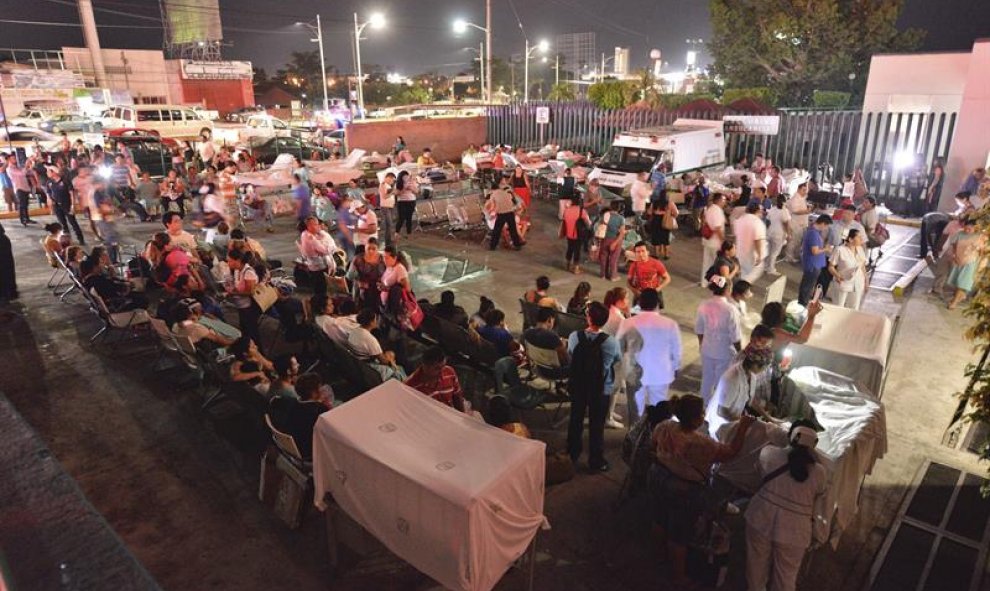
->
xmin=941 ymin=40 xmax=990 ymax=209
xmin=62 ymin=47 xmax=172 ymax=104
xmin=863 ymin=52 xmax=970 ymax=113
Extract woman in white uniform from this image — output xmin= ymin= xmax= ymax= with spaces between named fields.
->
xmin=695 ymin=275 xmax=743 ymax=405
xmin=827 ymin=227 xmax=868 ymax=310
xmin=704 ymin=344 xmax=774 ymax=440
xmin=745 ymin=421 xmax=827 ymax=591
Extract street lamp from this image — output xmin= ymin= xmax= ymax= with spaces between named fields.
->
xmin=463 ymin=45 xmax=486 ymax=102
xmin=353 ymin=12 xmax=386 ymax=119
xmin=524 ymin=39 xmax=549 ymax=103
xmin=453 ymin=18 xmax=490 ymax=102
xmin=295 ymin=16 xmax=329 ymax=113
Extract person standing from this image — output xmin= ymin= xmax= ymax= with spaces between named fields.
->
xmin=745 ymin=422 xmax=827 ymax=591
xmin=7 ymin=154 xmax=36 ymax=226
xmin=946 ymin=217 xmax=985 ymax=310
xmin=46 ymin=166 xmax=85 ymax=244
xmin=394 ymin=170 xmax=418 ymax=239
xmin=784 ymin=182 xmax=813 ymax=263
xmin=924 ymin=158 xmax=945 ymax=213
xmin=630 ymin=170 xmax=652 ymax=228
xmin=700 ymin=193 xmax=726 ymax=287
xmin=561 ymin=195 xmax=591 ymax=273
xmin=616 ymin=288 xmax=681 ymax=424
xmin=90 ymin=177 xmax=121 ymax=262
xmin=510 ymin=165 xmax=532 ymax=209
xmin=828 ymin=228 xmax=869 ymax=310
xmin=488 ymin=179 xmax=525 ymax=251
xmin=765 ymin=196 xmax=791 ymax=275
xmin=627 ymin=241 xmax=671 ymax=303
xmin=558 ymin=168 xmax=576 ymax=220
xmin=732 ymin=201 xmax=768 ymax=283
xmin=378 ymin=172 xmax=397 ymax=246
xmin=695 ymin=275 xmax=743 ymax=405
xmin=291 ymin=173 xmax=311 ymax=225
xmin=798 ymin=215 xmax=833 ymax=305
xmin=598 ymin=201 xmax=626 ymax=281
xmin=766 ymin=166 xmax=783 ymax=199
xmin=566 ymin=302 xmax=622 ymax=472
xmin=0 ymin=222 xmax=17 ymax=301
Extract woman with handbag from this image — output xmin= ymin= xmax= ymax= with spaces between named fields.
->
xmin=298 ymin=215 xmax=338 ymax=297
xmin=561 ymin=195 xmax=592 ymax=274
xmin=226 ymin=248 xmax=266 ymax=353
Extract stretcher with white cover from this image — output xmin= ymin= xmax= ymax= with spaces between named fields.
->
xmin=312 ymin=381 xmax=549 ymax=591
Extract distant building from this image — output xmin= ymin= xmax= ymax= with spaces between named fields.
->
xmin=555 ymin=32 xmax=596 ymax=78
xmin=614 ymin=47 xmax=630 ymax=76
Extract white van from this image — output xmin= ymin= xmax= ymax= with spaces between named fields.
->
xmin=589 ymin=118 xmax=726 ymax=193
xmin=102 ymin=104 xmax=214 ymax=139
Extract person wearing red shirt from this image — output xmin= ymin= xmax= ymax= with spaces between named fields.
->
xmin=628 ymin=241 xmax=671 ymax=302
xmin=404 ymin=347 xmax=466 ymax=412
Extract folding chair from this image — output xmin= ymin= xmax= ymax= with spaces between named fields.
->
xmin=264 ymin=414 xmax=311 ymax=472
xmin=524 ymin=341 xmax=571 ymax=426
xmin=47 ymin=251 xmax=70 ymax=291
xmin=86 ymin=288 xmax=151 ymax=350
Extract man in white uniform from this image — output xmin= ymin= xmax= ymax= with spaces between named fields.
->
xmin=700 ymin=193 xmax=727 ymax=287
xmin=695 ymin=275 xmax=743 ymax=405
xmin=616 ymin=288 xmax=681 ymax=424
xmin=732 ymin=201 xmax=768 ymax=283
xmin=630 ymin=170 xmax=652 ymax=228
xmin=784 ymin=182 xmax=812 ymax=263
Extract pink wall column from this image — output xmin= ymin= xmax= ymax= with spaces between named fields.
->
xmin=942 ymin=39 xmax=990 ymax=209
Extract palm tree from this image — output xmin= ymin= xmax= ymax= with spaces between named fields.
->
xmin=547 ymin=83 xmax=576 ymax=102
xmin=633 ymin=69 xmax=663 ymax=108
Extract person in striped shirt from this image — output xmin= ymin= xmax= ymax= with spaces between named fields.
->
xmin=404 ymin=346 xmax=465 ymax=412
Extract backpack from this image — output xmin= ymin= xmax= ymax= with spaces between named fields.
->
xmin=569 ymin=331 xmax=609 ymax=394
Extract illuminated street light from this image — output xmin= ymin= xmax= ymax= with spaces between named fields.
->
xmin=452 ymin=18 xmax=490 ymax=102
xmin=524 ymin=38 xmax=550 ymax=103
xmin=296 ymin=16 xmax=329 ymax=112
xmin=354 ymin=12 xmax=387 ymax=118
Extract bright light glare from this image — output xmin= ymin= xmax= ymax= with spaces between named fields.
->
xmin=893 ymin=150 xmax=915 ymax=170
xmin=538 ymin=40 xmax=549 ymax=52
xmin=453 ymin=19 xmax=468 ymax=34
xmin=98 ymin=165 xmax=112 ymax=179
xmin=368 ymin=13 xmax=386 ymax=29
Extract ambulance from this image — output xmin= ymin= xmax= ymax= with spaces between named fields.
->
xmin=588 ymin=118 xmax=726 ymax=194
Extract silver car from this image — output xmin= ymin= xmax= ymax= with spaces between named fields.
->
xmin=38 ymin=114 xmax=101 ymax=134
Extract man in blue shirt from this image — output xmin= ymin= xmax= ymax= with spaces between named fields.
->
xmin=798 ymin=215 xmax=833 ymax=306
xmin=960 ymin=168 xmax=985 ymax=196
xmin=292 ymin=173 xmax=311 ymax=223
xmin=566 ymin=301 xmax=621 ymax=472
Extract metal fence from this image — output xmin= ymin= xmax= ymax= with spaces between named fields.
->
xmin=486 ymin=102 xmax=957 ymax=203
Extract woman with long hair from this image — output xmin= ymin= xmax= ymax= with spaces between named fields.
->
xmin=828 ymin=227 xmax=868 ymax=310
xmin=567 ymin=281 xmax=593 ymax=316
xmin=394 ymin=170 xmax=418 ymax=237
xmin=745 ymin=420 xmax=827 ymax=591
xmin=510 ymin=164 xmax=532 ymax=209
xmin=346 ymin=238 xmax=386 ymax=311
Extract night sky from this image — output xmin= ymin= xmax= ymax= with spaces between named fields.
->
xmin=1 ymin=0 xmax=987 ymax=76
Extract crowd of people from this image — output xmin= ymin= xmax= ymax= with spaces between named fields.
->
xmin=9 ymin=127 xmax=990 ymax=591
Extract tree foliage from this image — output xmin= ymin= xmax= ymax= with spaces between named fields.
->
xmin=956 ymin=205 xmax=990 ymax=490
xmin=548 ymin=83 xmax=576 ymax=102
xmin=722 ymin=87 xmax=777 ymax=106
xmin=587 ymin=80 xmax=633 ymax=109
xmin=708 ymin=0 xmax=923 ymax=106
xmin=632 ymin=69 xmax=663 ymax=108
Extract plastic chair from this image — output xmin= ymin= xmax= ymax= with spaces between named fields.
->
xmin=86 ymin=288 xmax=151 ymax=349
xmin=524 ymin=341 xmax=571 ymax=425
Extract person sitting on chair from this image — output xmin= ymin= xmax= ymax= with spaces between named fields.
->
xmin=269 ymin=372 xmax=331 ymax=460
xmin=433 ymin=290 xmax=469 ymax=328
xmin=405 ymin=346 xmax=465 ymax=411
xmin=523 ymin=307 xmax=570 ymax=367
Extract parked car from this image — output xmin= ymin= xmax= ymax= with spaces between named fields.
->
xmin=225 ymin=106 xmax=266 ymax=123
xmin=106 ymin=128 xmax=179 ymax=150
xmin=0 ymin=126 xmax=61 ymax=155
xmin=250 ymin=136 xmax=331 ymax=166
xmin=9 ymin=109 xmax=48 ymax=128
xmin=101 ymin=104 xmax=213 ymax=139
xmin=110 ymin=135 xmax=173 ymax=177
xmin=39 ymin=114 xmax=102 ymax=134
xmin=214 ymin=115 xmax=305 ymax=145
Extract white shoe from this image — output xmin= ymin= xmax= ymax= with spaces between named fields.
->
xmin=768 ymin=269 xmax=781 ymax=276
xmin=610 ymin=412 xmax=622 ymax=423
xmin=725 ymin=502 xmax=741 ymax=515
xmin=606 ymin=418 xmax=624 ymax=430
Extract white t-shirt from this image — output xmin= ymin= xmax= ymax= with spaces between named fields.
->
xmin=230 ymin=264 xmax=259 ymax=309
xmin=299 ymin=230 xmax=337 ymax=271
xmin=173 ymin=320 xmax=212 ymax=345
xmin=315 ymin=314 xmax=358 ymax=344
xmin=829 ymin=244 xmax=867 ymax=292
xmin=786 ymin=193 xmax=810 ymax=228
xmin=703 ymin=205 xmax=727 ymax=250
xmin=732 ymin=213 xmax=767 ymax=263
xmin=766 ymin=207 xmax=791 ymax=237
xmin=630 ymin=179 xmax=652 ymax=213
xmin=859 ymin=208 xmax=879 ymax=234
xmin=379 ymin=182 xmax=396 ymax=209
xmin=381 ymin=263 xmax=409 ymax=288
xmin=705 ymin=361 xmax=767 ymax=439
xmin=745 ymin=445 xmax=828 ymax=547
xmin=355 ymin=209 xmax=378 ymax=246
xmin=616 ymin=311 xmax=682 ymax=387
xmin=694 ymin=296 xmax=742 ymax=360
xmin=168 ymin=230 xmax=199 ymax=253
xmin=202 ymin=193 xmax=226 ymax=215
xmin=347 ymin=326 xmax=383 ymax=357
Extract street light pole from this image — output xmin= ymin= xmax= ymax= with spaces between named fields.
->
xmin=555 ymin=54 xmax=560 ymax=86
xmin=485 ymin=0 xmax=492 ymax=104
xmin=316 ymin=14 xmax=328 ymax=113
xmin=353 ymin=13 xmax=365 ymax=119
xmin=524 ymin=39 xmax=530 ymax=103
xmin=480 ymin=41 xmax=486 ymax=103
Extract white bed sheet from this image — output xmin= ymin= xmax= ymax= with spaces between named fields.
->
xmin=313 ymin=381 xmax=548 ymax=591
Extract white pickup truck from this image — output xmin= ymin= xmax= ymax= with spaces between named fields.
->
xmin=588 ymin=118 xmax=726 ymax=194
xmin=213 ymin=115 xmax=307 ymax=146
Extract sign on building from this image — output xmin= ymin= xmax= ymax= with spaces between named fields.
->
xmin=723 ymin=115 xmax=780 ymax=136
xmin=179 ymin=60 xmax=253 ymax=80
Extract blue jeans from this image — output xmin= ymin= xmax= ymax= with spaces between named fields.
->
xmin=94 ymin=220 xmax=120 ymax=263
xmin=798 ymin=267 xmax=825 ymax=305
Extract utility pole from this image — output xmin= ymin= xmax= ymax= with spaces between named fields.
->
xmin=354 ymin=13 xmax=365 ymax=119
xmin=485 ymin=0 xmax=492 ymax=103
xmin=316 ymin=14 xmax=328 ymax=113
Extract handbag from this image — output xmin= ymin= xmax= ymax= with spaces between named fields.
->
xmin=252 ymin=282 xmax=279 ymax=312
xmin=594 ymin=211 xmax=610 ymax=239
xmin=662 ymin=205 xmax=679 ymax=231
xmin=400 ymin=288 xmax=424 ymax=331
